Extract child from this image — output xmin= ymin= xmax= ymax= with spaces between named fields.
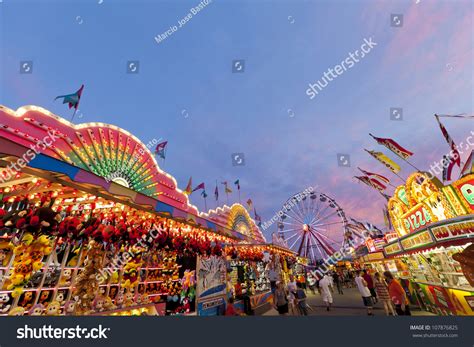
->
xmin=295 ymin=282 xmax=308 ymax=316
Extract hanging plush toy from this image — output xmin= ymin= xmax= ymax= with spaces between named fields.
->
xmin=121 ymin=256 xmax=142 ymax=290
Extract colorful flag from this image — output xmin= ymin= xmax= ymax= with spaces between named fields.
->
xmin=365 ymin=149 xmax=401 ymax=174
xmin=214 ymin=184 xmax=219 ymax=201
xmin=460 ymin=150 xmax=474 ymax=177
xmin=442 ymin=155 xmax=456 ymax=181
xmin=222 ymin=181 xmax=232 ymax=194
xmin=234 ymin=179 xmax=240 ymax=190
xmin=55 ymin=84 xmax=84 ymax=110
xmin=358 ymin=167 xmax=390 ymax=187
xmin=154 ymin=141 xmax=168 ymax=159
xmin=254 ymin=207 xmax=262 ymax=226
xmin=435 ymin=115 xmax=461 ymax=167
xmin=201 ymin=190 xmax=208 ymax=198
xmin=354 ymin=175 xmax=385 ymax=192
xmin=192 ymin=182 xmax=205 ymax=193
xmin=183 ymin=177 xmax=192 ymax=195
xmin=383 ymin=207 xmax=393 ymax=230
xmin=369 ymin=134 xmax=413 ymax=160
xmin=246 ymin=198 xmax=253 ymax=211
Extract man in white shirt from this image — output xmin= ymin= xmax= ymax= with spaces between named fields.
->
xmin=355 ymin=270 xmax=374 ymax=315
xmin=319 ymin=274 xmax=333 ymax=311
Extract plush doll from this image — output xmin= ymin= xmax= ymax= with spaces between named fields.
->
xmin=64 ymin=300 xmax=76 ymax=315
xmin=123 ymin=291 xmax=135 ymax=307
xmin=0 ymin=292 xmax=12 ymax=313
xmin=8 ymin=307 xmax=25 ymax=316
xmin=92 ymin=296 xmax=106 ymax=312
xmin=44 ymin=300 xmax=61 ymax=316
xmin=72 ymin=240 xmax=105 ymax=314
xmin=103 ymin=296 xmax=116 ymax=311
xmin=180 ymin=270 xmax=196 ymax=292
xmin=121 ymin=257 xmax=142 ymax=289
xmin=59 ymin=268 xmax=73 ymax=286
xmin=18 ymin=290 xmax=35 ymax=310
xmin=32 ymin=207 xmax=61 ymax=235
xmin=28 ymin=304 xmax=44 ymax=316
xmin=115 ymin=292 xmax=125 ymax=308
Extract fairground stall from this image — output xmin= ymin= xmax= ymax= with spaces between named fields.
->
xmin=196 ymin=206 xmax=296 ymax=315
xmin=0 ymin=105 xmax=294 ymax=316
xmin=383 ymin=172 xmax=474 ymax=316
xmin=354 ymin=233 xmax=421 ymax=308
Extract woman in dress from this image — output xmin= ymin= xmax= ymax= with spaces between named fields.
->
xmin=374 ymin=272 xmax=396 ymax=316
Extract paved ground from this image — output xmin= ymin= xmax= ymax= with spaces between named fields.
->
xmin=262 ymin=287 xmax=436 ymax=316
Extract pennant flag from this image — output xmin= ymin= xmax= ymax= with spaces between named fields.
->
xmin=214 ymin=184 xmax=219 ymax=201
xmin=55 ymin=84 xmax=84 ymax=110
xmin=354 ymin=175 xmax=385 ymax=192
xmin=201 ymin=190 xmax=208 ymax=198
xmin=383 ymin=207 xmax=393 ymax=230
xmin=369 ymin=134 xmax=413 ymax=160
xmin=246 ymin=198 xmax=253 ymax=211
xmin=460 ymin=150 xmax=474 ymax=177
xmin=358 ymin=167 xmax=390 ymax=187
xmin=365 ymin=149 xmax=401 ymax=174
xmin=222 ymin=181 xmax=232 ymax=194
xmin=154 ymin=141 xmax=168 ymax=159
xmin=234 ymin=179 xmax=240 ymax=190
xmin=254 ymin=207 xmax=262 ymax=226
xmin=192 ymin=182 xmax=205 ymax=193
xmin=442 ymin=155 xmax=456 ymax=181
xmin=183 ymin=177 xmax=193 ymax=195
xmin=435 ymin=115 xmax=461 ymax=167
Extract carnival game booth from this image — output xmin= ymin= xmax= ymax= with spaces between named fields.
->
xmin=384 ymin=171 xmax=474 ymax=316
xmin=0 ymin=105 xmax=274 ymax=316
xmin=197 ymin=205 xmax=296 ymax=315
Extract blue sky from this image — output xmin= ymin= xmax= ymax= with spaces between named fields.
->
xmin=0 ymin=0 xmax=472 ymax=242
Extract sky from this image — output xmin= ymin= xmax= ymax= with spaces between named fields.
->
xmin=0 ymin=0 xmax=473 ymax=244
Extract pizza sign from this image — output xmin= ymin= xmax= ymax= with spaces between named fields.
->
xmin=402 ymin=205 xmax=432 ymax=234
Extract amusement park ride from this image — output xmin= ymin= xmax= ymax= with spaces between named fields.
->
xmin=276 ymin=190 xmax=363 ymax=264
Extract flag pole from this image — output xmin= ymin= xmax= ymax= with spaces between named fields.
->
xmin=238 ymin=189 xmax=241 ymax=204
xmin=204 ymin=195 xmax=208 ymax=212
xmin=71 ymin=108 xmax=78 ymax=122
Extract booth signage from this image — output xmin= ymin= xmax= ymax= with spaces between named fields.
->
xmin=399 ymin=230 xmax=434 ymax=251
xmin=430 ymin=219 xmax=474 ymax=242
xmin=384 ymin=241 xmax=403 ymax=256
xmin=401 ymin=204 xmax=432 ymax=234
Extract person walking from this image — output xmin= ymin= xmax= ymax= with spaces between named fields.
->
xmin=384 ymin=271 xmax=411 ymax=316
xmin=355 ymin=270 xmax=374 ymax=315
xmin=374 ymin=272 xmax=396 ymax=316
xmin=332 ymin=272 xmax=343 ymax=295
xmin=295 ymin=282 xmax=308 ymax=315
xmin=287 ymin=275 xmax=298 ymax=315
xmin=273 ymin=282 xmax=289 ymax=315
xmin=319 ymin=274 xmax=334 ymax=311
xmin=362 ymin=269 xmax=377 ymax=303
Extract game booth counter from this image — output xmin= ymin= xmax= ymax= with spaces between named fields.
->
xmin=0 ymin=105 xmax=296 ymax=316
xmin=380 ymin=171 xmax=474 ymax=316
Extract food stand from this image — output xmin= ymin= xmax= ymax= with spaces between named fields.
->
xmin=383 ymin=172 xmax=474 ymax=316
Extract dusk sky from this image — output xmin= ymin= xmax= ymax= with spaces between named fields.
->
xmin=0 ymin=0 xmax=472 ymax=242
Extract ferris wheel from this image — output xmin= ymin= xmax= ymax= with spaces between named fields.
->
xmin=277 ymin=190 xmax=351 ymax=263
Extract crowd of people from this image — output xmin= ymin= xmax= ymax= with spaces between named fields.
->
xmin=271 ymin=269 xmax=412 ymax=316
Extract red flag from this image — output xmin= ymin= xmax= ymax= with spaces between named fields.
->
xmin=435 ymin=115 xmax=461 ymax=167
xmin=192 ymin=182 xmax=205 ymax=192
xmin=183 ymin=177 xmax=192 ymax=195
xmin=358 ymin=167 xmax=390 ymax=185
xmin=369 ymin=134 xmax=413 ymax=160
xmin=354 ymin=175 xmax=386 ymax=191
